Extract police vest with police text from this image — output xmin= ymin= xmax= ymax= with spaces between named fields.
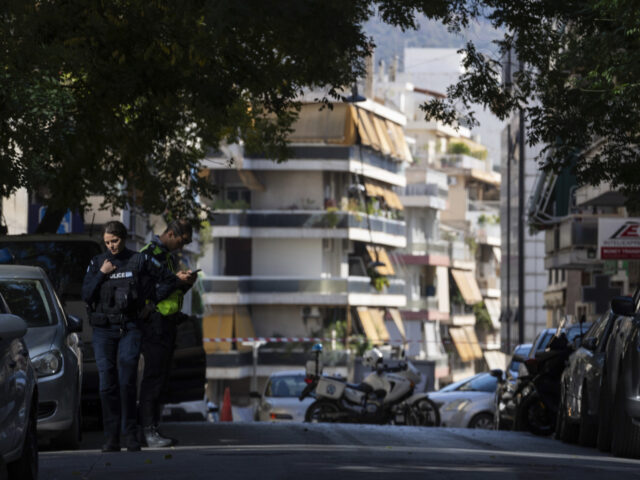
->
xmin=89 ymin=253 xmax=144 ymax=326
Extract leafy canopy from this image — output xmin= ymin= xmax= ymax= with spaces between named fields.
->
xmin=421 ymin=0 xmax=640 ymax=208
xmin=0 ymin=0 xmax=462 ymax=230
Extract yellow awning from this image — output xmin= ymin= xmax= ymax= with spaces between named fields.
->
xmin=391 ymin=122 xmax=413 ymax=163
xmin=372 ymin=115 xmax=392 ymax=155
xmin=451 ymin=269 xmax=483 ymax=305
xmin=449 ymin=327 xmax=473 ymax=362
xmin=382 ymin=189 xmax=404 ymax=211
xmin=365 ymin=245 xmax=395 ymax=276
xmin=388 ymin=308 xmax=406 ymax=341
xmin=237 ymin=170 xmax=265 ymax=191
xmin=384 ymin=119 xmax=403 ymax=160
xmin=234 ymin=306 xmax=256 ymax=352
xmin=483 ymin=298 xmax=501 ymax=329
xmin=357 ymin=307 xmax=380 ymax=344
xmin=356 ymin=108 xmax=381 ymax=151
xmin=469 ymin=169 xmax=501 ymax=186
xmin=203 ymin=306 xmax=234 ymax=353
xmin=463 ymin=325 xmax=483 ymax=360
xmin=364 ymin=182 xmax=382 ymax=197
xmin=369 ymin=308 xmax=390 ymax=343
xmin=484 ymin=350 xmax=506 ymax=370
xmin=287 ymin=103 xmax=357 ymax=144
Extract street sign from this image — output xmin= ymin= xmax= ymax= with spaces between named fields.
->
xmin=598 ymin=217 xmax=640 ymax=260
xmin=38 ymin=207 xmax=72 ymax=234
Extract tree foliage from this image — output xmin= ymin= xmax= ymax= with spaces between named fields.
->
xmin=0 ymin=0 xmax=463 ymax=231
xmin=421 ymin=0 xmax=640 ymax=208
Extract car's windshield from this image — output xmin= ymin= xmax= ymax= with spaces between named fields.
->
xmin=0 ymin=279 xmax=55 ymax=327
xmin=509 ymin=344 xmax=531 ymax=372
xmin=265 ymin=375 xmax=307 ymax=397
xmin=0 ymin=240 xmax=102 ymax=299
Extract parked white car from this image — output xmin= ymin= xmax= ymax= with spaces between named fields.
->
xmin=252 ymin=371 xmax=314 ymax=422
xmin=0 ymin=265 xmax=83 ymax=449
xmin=429 ymin=372 xmax=497 ymax=429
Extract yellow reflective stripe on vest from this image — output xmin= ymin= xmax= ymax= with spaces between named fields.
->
xmin=156 ymin=289 xmax=184 ymax=316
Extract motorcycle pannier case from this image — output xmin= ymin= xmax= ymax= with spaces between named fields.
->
xmin=316 ymin=377 xmax=345 ymax=399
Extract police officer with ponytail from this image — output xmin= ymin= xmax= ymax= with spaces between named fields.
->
xmin=138 ymin=219 xmax=197 ymax=448
xmin=82 ymin=221 xmax=178 ymax=453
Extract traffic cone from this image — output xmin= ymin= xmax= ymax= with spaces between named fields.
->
xmin=220 ymin=386 xmax=233 ymax=422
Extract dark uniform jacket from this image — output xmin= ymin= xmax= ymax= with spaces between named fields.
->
xmin=82 ymin=247 xmax=177 ymax=326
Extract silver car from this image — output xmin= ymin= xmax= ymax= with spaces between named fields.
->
xmin=0 ymin=265 xmax=83 ymax=449
xmin=429 ymin=372 xmax=497 ymax=429
xmin=252 ymin=371 xmax=315 ymax=422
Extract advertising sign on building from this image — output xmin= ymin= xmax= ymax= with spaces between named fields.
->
xmin=598 ymin=218 xmax=640 ymax=259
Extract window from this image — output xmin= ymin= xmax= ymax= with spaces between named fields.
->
xmin=265 ymin=375 xmax=307 ymax=398
xmin=0 ymin=279 xmax=55 ymax=327
xmin=458 ymin=374 xmax=498 ymax=393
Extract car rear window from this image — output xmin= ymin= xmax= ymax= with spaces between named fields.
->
xmin=458 ymin=373 xmax=498 ymax=393
xmin=0 ymin=240 xmax=102 ymax=299
xmin=0 ymin=279 xmax=55 ymax=327
xmin=265 ymin=375 xmax=307 ymax=397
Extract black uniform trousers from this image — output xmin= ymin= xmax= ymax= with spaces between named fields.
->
xmin=139 ymin=311 xmax=177 ymax=427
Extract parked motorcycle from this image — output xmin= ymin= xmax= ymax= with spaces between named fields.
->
xmin=514 ymin=318 xmax=575 ymax=436
xmin=299 ymin=345 xmax=440 ymax=426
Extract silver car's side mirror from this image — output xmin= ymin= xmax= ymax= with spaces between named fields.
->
xmin=0 ymin=314 xmax=27 ymax=341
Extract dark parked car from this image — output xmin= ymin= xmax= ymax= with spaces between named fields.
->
xmin=493 ymin=343 xmax=531 ymax=430
xmin=0 ymin=292 xmax=38 ymax=480
xmin=593 ymin=294 xmax=640 ymax=458
xmin=556 ymin=310 xmax=618 ymax=446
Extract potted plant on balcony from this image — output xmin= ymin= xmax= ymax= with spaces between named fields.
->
xmin=367 ymin=262 xmax=389 ymax=292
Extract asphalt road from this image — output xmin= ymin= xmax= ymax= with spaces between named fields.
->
xmin=40 ymin=422 xmax=640 ymax=480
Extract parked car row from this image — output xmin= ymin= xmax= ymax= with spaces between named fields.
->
xmin=492 ymin=293 xmax=640 ymax=459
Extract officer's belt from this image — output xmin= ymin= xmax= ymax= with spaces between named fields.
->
xmin=90 ymin=312 xmax=137 ymax=326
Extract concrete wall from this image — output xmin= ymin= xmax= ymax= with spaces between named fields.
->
xmin=252 ymin=238 xmax=322 ymax=276
xmin=252 ymin=171 xmax=323 ymax=210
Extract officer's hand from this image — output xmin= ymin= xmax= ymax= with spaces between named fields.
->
xmin=100 ymin=260 xmax=117 ymax=274
xmin=177 ymin=270 xmax=197 ymax=285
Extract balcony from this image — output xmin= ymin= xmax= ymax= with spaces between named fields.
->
xmin=400 ymin=184 xmax=447 ymax=210
xmin=474 ymin=223 xmax=501 ymax=246
xmin=544 ymin=216 xmax=600 ymax=269
xmin=211 ymin=210 xmax=407 ymax=247
xmin=206 ymin=145 xmax=406 ymax=185
xmin=436 ymin=153 xmax=487 ymax=171
xmin=200 ymin=276 xmax=406 ymax=307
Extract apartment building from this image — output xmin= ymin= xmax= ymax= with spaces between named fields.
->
xmin=198 ymin=100 xmax=413 ymax=400
xmin=374 ymin=50 xmax=503 ymax=383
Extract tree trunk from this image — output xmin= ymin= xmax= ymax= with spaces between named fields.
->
xmin=35 ymin=208 xmax=66 ymax=234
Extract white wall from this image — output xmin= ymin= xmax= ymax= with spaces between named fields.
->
xmin=252 ymin=171 xmax=324 ymax=210
xmin=252 ymin=238 xmax=322 ymax=276
xmin=3 ymin=189 xmax=29 ymax=234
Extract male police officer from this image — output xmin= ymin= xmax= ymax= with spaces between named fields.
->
xmin=139 ymin=219 xmax=197 ymax=447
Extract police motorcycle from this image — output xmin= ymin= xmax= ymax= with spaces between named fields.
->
xmin=300 ymin=344 xmax=440 ymax=426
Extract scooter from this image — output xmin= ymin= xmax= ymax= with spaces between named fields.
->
xmin=299 ymin=344 xmax=440 ymax=426
xmin=514 ymin=320 xmax=574 ymax=436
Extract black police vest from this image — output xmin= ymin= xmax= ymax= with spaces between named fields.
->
xmin=89 ymin=253 xmax=144 ymax=327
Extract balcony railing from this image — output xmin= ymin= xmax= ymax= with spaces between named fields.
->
xmin=408 ymin=240 xmax=450 ymax=257
xmin=436 ymin=153 xmax=486 ymax=171
xmin=212 ymin=210 xmax=406 ymax=237
xmin=200 ymin=276 xmax=406 ymax=296
xmin=405 ymin=297 xmax=439 ymax=311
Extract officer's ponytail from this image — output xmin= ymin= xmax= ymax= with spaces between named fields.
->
xmin=103 ymin=221 xmax=128 ymax=240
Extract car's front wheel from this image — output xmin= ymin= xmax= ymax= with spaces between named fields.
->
xmin=7 ymin=397 xmax=38 ymax=480
xmin=469 ymin=412 xmax=493 ymax=430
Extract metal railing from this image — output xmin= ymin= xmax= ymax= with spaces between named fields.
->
xmin=211 ymin=210 xmax=406 ymax=237
xmin=200 ymin=276 xmax=406 ymax=296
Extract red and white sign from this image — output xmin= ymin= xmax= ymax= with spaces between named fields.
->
xmin=598 ymin=218 xmax=640 ymax=259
